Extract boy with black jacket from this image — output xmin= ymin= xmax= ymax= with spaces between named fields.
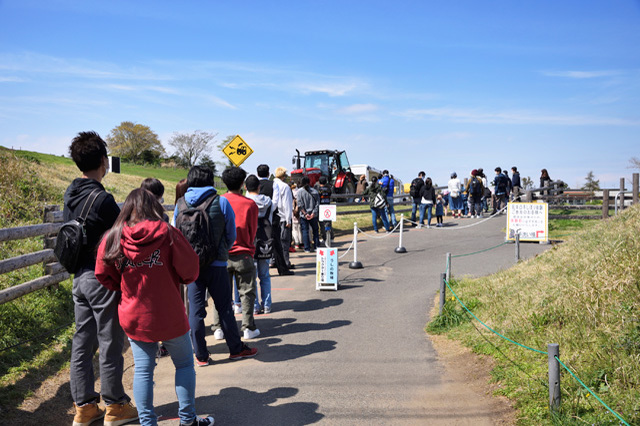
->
xmin=64 ymin=131 xmax=138 ymax=426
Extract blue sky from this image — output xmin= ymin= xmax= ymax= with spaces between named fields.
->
xmin=1 ymin=0 xmax=639 ymax=188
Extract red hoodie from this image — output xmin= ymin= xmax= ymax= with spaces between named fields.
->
xmin=95 ymin=220 xmax=199 ymax=343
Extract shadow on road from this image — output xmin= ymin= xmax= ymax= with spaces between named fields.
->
xmin=274 ymin=298 xmax=343 ymax=313
xmin=157 ymin=387 xmax=324 ymax=425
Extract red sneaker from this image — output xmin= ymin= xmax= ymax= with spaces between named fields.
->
xmin=229 ymin=344 xmax=258 ymax=360
xmin=289 ymin=246 xmax=296 ymax=253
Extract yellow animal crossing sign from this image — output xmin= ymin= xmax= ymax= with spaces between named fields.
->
xmin=222 ymin=135 xmax=253 ymax=167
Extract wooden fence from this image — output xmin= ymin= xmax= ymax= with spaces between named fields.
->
xmin=1 ymin=173 xmax=638 ymax=305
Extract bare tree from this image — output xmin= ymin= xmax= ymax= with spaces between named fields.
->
xmin=628 ymin=156 xmax=640 ymax=170
xmin=521 ymin=176 xmax=534 ymax=190
xmin=216 ymin=135 xmax=236 ymax=169
xmin=169 ymin=130 xmax=218 ymax=169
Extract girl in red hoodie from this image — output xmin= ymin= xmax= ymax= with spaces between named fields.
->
xmin=95 ymin=188 xmax=213 ymax=426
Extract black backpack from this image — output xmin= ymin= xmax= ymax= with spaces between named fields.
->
xmin=469 ymin=177 xmax=482 ymax=198
xmin=254 ymin=204 xmax=274 ymax=260
xmin=175 ymin=195 xmax=219 ymax=268
xmin=54 ymin=189 xmax=101 ymax=273
xmin=410 ymin=178 xmax=423 ymax=198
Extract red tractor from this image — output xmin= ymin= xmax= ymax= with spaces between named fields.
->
xmin=290 ymin=149 xmax=357 ymax=200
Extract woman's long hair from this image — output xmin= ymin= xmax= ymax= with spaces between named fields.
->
xmin=101 ymin=188 xmax=166 ymax=265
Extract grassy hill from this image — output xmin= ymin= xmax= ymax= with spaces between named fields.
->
xmin=428 ymin=205 xmax=640 ymax=424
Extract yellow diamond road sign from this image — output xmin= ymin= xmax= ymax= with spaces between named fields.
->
xmin=222 ymin=135 xmax=253 ymax=167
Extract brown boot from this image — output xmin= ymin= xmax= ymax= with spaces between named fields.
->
xmin=73 ymin=399 xmax=105 ymax=426
xmin=104 ymin=401 xmax=138 ymax=426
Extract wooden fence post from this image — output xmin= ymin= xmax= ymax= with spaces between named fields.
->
xmin=602 ymin=189 xmax=610 ymax=219
xmin=42 ymin=204 xmax=64 ymax=284
xmin=633 ymin=173 xmax=639 ymax=205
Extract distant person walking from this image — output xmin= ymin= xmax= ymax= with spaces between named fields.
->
xmin=296 ymin=176 xmax=321 ymax=251
xmin=447 ymin=172 xmax=463 ymax=218
xmin=465 ymin=169 xmax=484 ymax=218
xmin=96 ymin=188 xmax=213 ymax=426
xmin=356 ymin=174 xmax=368 ymax=202
xmin=410 ymin=171 xmax=426 ymax=226
xmin=492 ymin=167 xmax=509 ymax=214
xmin=540 ymin=169 xmax=552 ymax=196
xmin=380 ymin=170 xmax=397 ymax=227
xmin=511 ymin=167 xmax=522 ymax=201
xmin=418 ymin=177 xmax=436 ymax=228
xmin=63 ymin=131 xmax=138 ymax=426
xmin=363 ymin=176 xmax=391 ymax=232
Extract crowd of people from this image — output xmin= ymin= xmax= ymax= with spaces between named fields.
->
xmin=354 ymin=166 xmax=550 ymax=231
xmin=63 ymin=131 xmax=338 ymax=426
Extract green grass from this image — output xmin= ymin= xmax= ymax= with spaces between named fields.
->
xmin=427 ymin=205 xmax=640 ymax=425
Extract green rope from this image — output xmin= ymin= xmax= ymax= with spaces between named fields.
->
xmin=451 ymin=241 xmax=509 ymax=258
xmin=444 ymin=278 xmax=548 ymax=355
xmin=555 ymin=356 xmax=630 ymax=426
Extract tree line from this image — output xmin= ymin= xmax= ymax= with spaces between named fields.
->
xmin=105 ymin=121 xmax=234 ymax=172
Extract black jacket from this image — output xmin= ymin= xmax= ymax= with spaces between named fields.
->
xmin=411 ymin=177 xmax=425 ymax=202
xmin=63 ymin=178 xmax=120 ymax=272
xmin=419 ymin=185 xmax=436 ymax=204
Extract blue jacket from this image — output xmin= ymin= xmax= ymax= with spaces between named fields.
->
xmin=380 ymin=175 xmax=394 ymax=197
xmin=511 ymin=172 xmax=521 ymax=188
xmin=174 ymin=186 xmax=236 ymax=267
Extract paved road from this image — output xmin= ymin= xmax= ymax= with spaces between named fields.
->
xmin=152 ymin=215 xmax=550 ymax=425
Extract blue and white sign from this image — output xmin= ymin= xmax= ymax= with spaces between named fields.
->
xmin=316 ymin=247 xmax=338 ymax=290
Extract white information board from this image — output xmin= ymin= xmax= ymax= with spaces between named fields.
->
xmin=506 ymin=202 xmax=549 ymax=242
xmin=319 ymin=204 xmax=337 ymax=222
xmin=316 ymin=247 xmax=338 ymax=290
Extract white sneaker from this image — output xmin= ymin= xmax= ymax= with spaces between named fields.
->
xmin=263 ymin=306 xmax=271 ymax=314
xmin=243 ymin=328 xmax=260 ymax=339
xmin=213 ymin=329 xmax=224 ymax=340
xmin=233 ymin=304 xmax=242 ymax=315
xmin=416 ymin=224 xmax=422 ymax=229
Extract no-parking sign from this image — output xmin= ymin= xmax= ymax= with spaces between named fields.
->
xmin=320 ymin=205 xmax=337 ymax=221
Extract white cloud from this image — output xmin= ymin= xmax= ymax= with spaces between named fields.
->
xmin=338 ymin=103 xmax=378 ymax=114
xmin=541 ymin=70 xmax=623 ymax=79
xmin=396 ymin=107 xmax=640 ymax=126
xmin=0 ymin=76 xmax=26 ymax=82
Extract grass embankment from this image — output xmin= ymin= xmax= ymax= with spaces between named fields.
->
xmin=427 ymin=205 xmax=640 ymax=425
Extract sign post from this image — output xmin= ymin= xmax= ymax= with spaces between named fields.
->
xmin=222 ymin=135 xmax=254 ymax=167
xmin=506 ymin=202 xmax=549 ymax=243
xmin=316 ymin=247 xmax=338 ymax=291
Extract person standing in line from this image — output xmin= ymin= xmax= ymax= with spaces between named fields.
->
xmin=257 ymin=164 xmax=293 ymax=276
xmin=380 ymin=170 xmax=397 ymax=227
xmin=362 ymin=176 xmax=391 ymax=233
xmin=245 ymin=174 xmax=274 ymax=315
xmin=503 ymin=168 xmax=512 ymax=206
xmin=355 ymin=174 xmax=368 ymax=203
xmin=216 ymin=167 xmax=260 ymax=340
xmin=290 ymin=183 xmax=303 ymax=249
xmin=435 ymin=194 xmax=445 ymax=227
xmin=296 ymin=176 xmax=321 ymax=251
xmin=477 ymin=168 xmax=490 ymax=213
xmin=174 ymin=166 xmax=257 ymax=366
xmin=273 ymin=167 xmax=295 ymax=269
xmin=540 ymin=169 xmax=552 ymax=196
xmin=410 ymin=171 xmax=426 ymax=226
xmin=465 ymin=169 xmax=484 ymax=218
xmin=511 ymin=167 xmax=522 ymax=201
xmin=418 ymin=177 xmax=436 ymax=228
xmin=315 ymin=175 xmax=334 ymax=243
xmin=95 ymin=189 xmax=213 ymax=426
xmin=492 ymin=167 xmax=509 ymax=214
xmin=447 ymin=172 xmax=463 ymax=218
xmin=63 ymin=131 xmax=139 ymax=426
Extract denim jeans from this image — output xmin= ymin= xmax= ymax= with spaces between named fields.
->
xmin=385 ymin=196 xmax=397 ymax=226
xmin=129 ymin=332 xmax=196 ymax=426
xmin=254 ymin=258 xmax=272 ymax=312
xmin=188 ymin=265 xmax=243 ymax=359
xmin=370 ymin=207 xmax=390 ymax=231
xmin=411 ymin=201 xmax=421 ymax=223
xmin=419 ymin=203 xmax=433 ymax=225
xmin=300 ymin=216 xmax=320 ymax=251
